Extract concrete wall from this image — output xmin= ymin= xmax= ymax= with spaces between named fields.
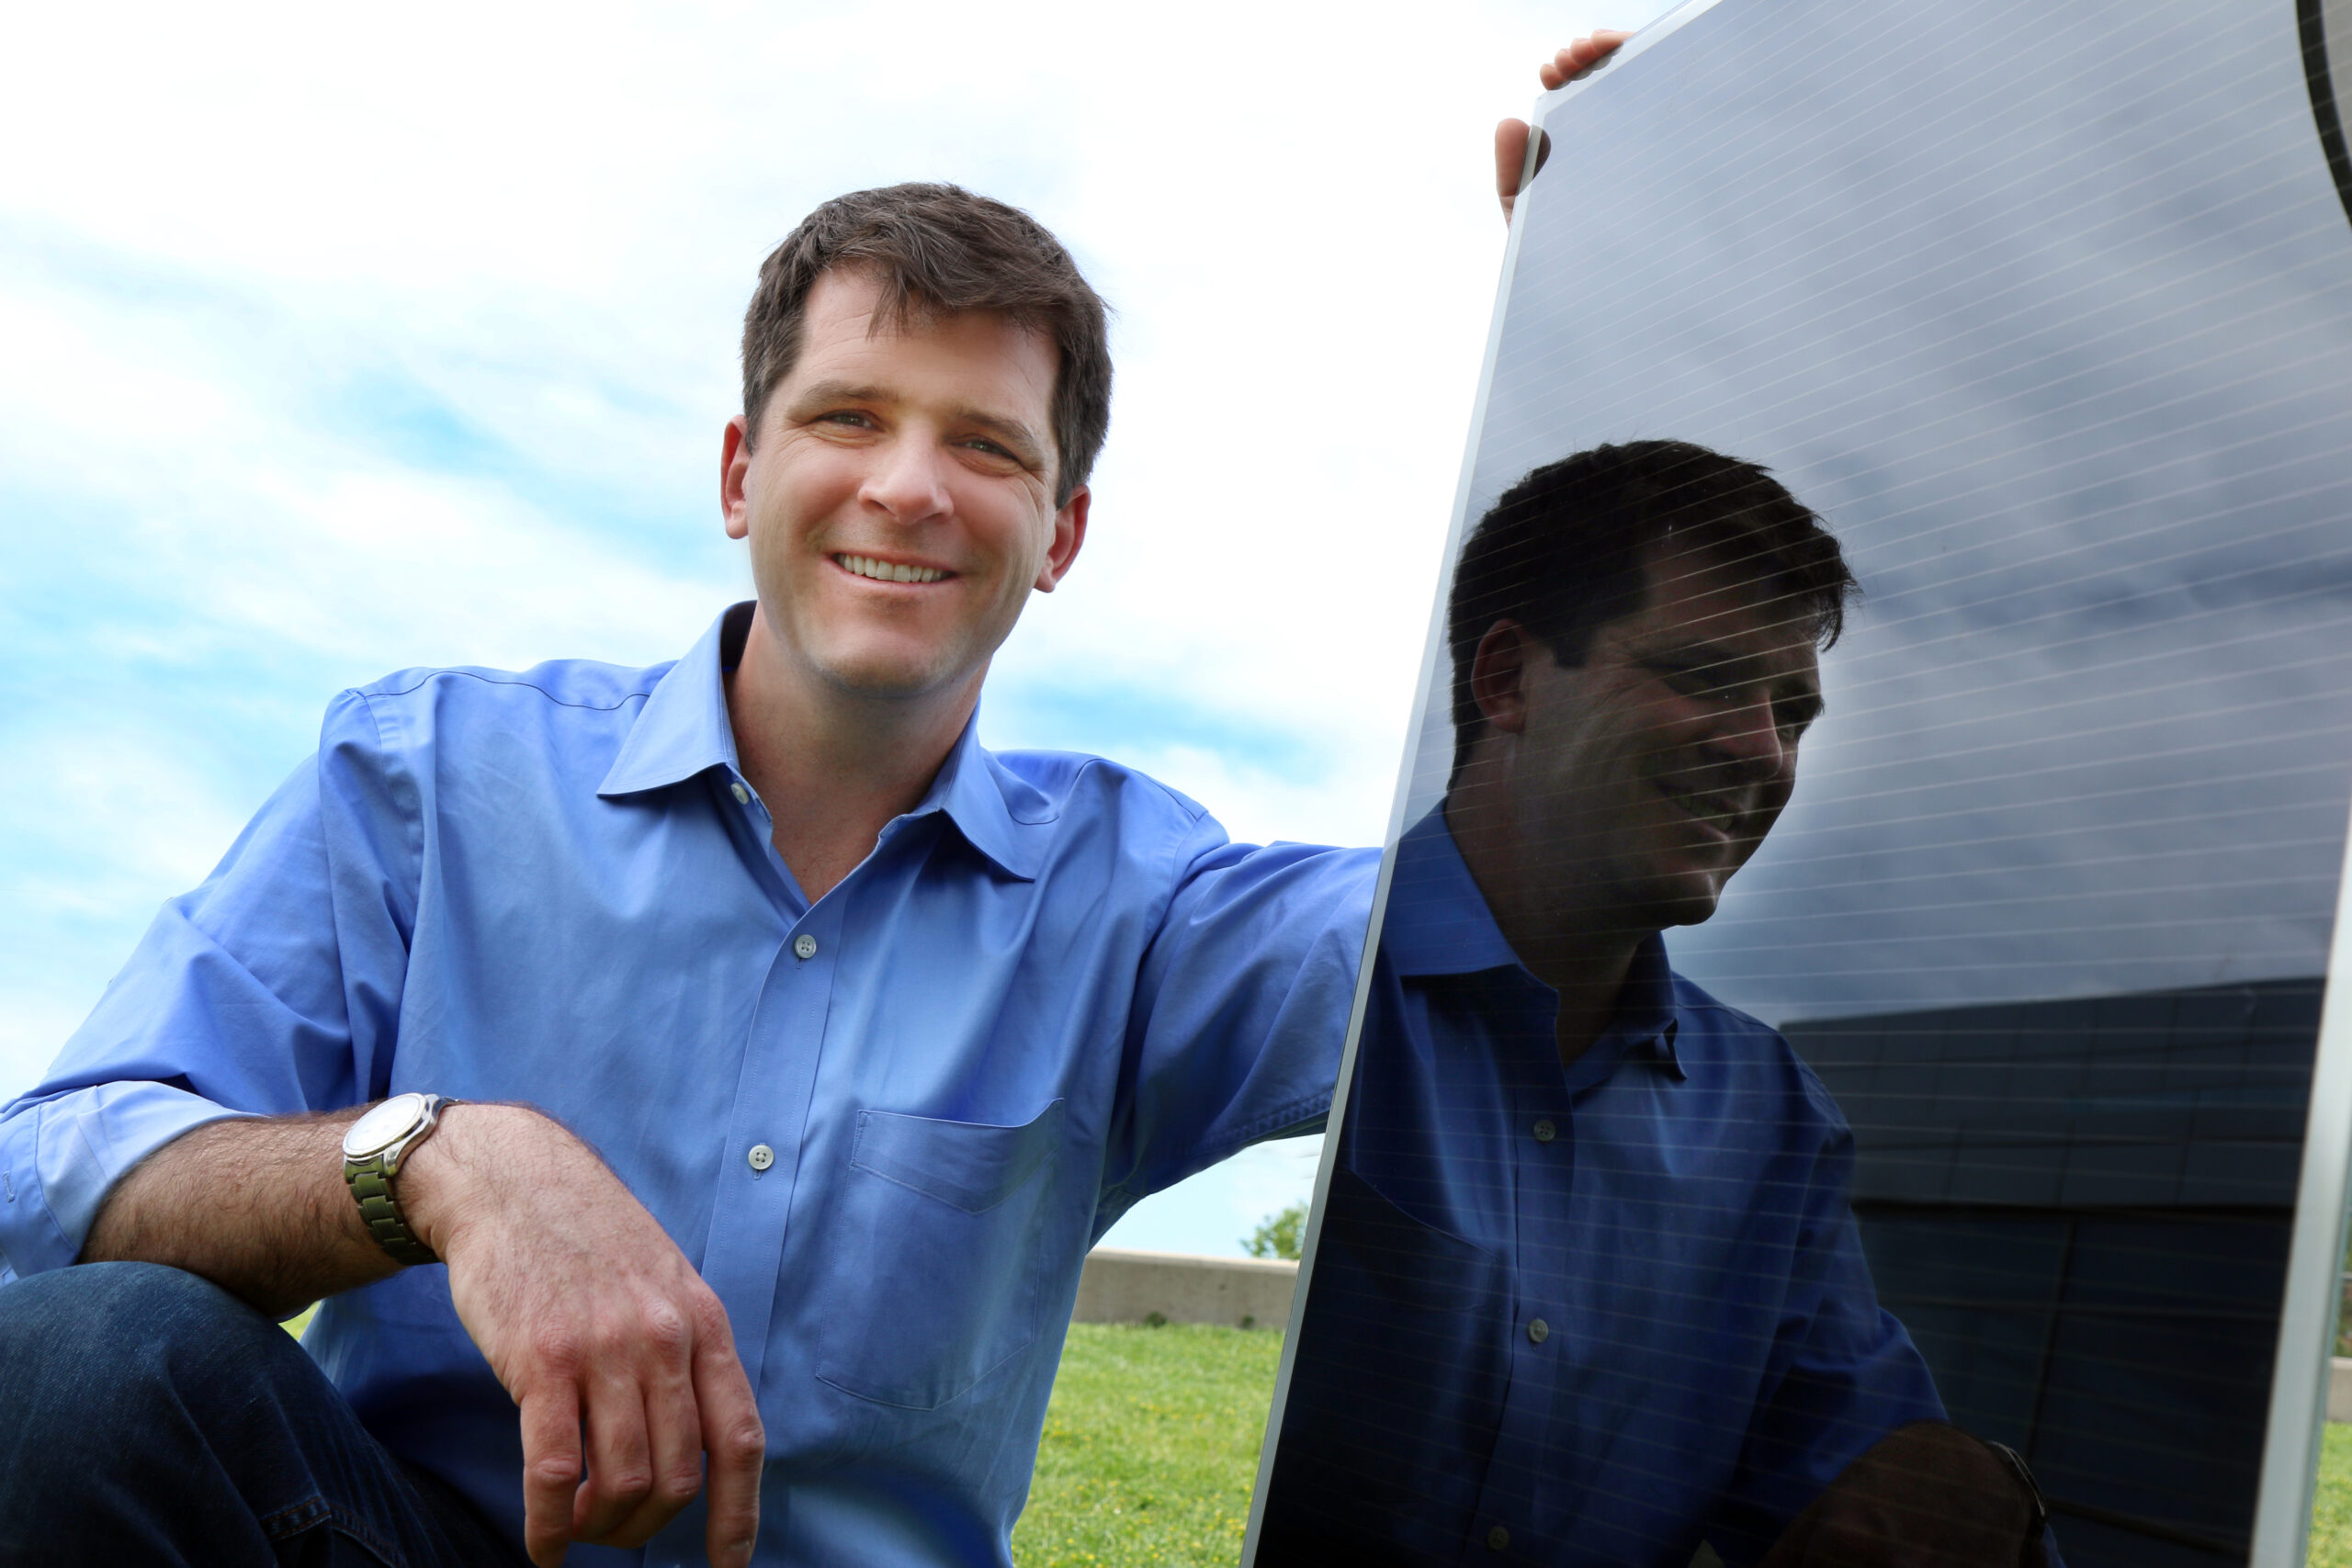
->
xmin=1073 ymin=1247 xmax=1297 ymax=1330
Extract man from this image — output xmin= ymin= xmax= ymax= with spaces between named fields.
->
xmin=0 ymin=186 xmax=1374 ymax=1568
xmin=0 ymin=38 xmax=1631 ymax=1567
xmin=1254 ymin=442 xmax=2050 ymax=1567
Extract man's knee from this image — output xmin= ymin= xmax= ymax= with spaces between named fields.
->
xmin=0 ymin=1265 xmax=397 ymax=1556
xmin=0 ymin=1261 xmax=305 ymax=1423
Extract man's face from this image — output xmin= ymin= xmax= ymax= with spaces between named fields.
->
xmin=721 ymin=267 xmax=1086 ymax=703
xmin=1488 ymin=543 xmax=1825 ymax=932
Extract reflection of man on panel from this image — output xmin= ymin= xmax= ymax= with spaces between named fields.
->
xmin=1257 ymin=442 xmax=2048 ymax=1568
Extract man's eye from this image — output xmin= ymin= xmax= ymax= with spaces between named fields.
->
xmin=821 ymin=411 xmax=873 ymax=428
xmin=1667 ymin=668 xmax=1740 ymax=704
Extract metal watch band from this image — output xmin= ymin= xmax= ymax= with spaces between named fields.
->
xmin=347 ymin=1155 xmax=439 ymax=1267
xmin=342 ymin=1092 xmax=453 ymax=1269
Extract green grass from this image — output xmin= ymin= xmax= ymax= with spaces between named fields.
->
xmin=1011 ymin=1323 xmax=1283 ymax=1568
xmin=2314 ymin=1425 xmax=2352 ymax=1567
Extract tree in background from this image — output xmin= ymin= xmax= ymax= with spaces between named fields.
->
xmin=1243 ymin=1201 xmax=1308 ymax=1262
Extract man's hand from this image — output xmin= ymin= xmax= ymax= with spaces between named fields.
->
xmin=404 ymin=1105 xmax=764 ymax=1568
xmin=1495 ymin=33 xmax=1634 ymax=223
xmin=1758 ymin=1422 xmax=2047 ymax=1568
xmin=83 ymin=1100 xmax=763 ymax=1564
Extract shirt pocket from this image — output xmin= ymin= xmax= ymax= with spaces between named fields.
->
xmin=814 ymin=1099 xmax=1067 ymax=1411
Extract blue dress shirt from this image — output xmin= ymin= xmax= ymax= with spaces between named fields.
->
xmin=0 ymin=603 xmax=1375 ymax=1568
xmin=1256 ymin=809 xmax=1943 ymax=1568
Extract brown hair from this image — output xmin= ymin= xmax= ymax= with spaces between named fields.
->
xmin=740 ymin=183 xmax=1113 ymax=505
xmin=1448 ymin=440 xmax=1860 ymax=771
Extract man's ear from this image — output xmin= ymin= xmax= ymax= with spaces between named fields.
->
xmin=1033 ymin=485 xmax=1091 ymax=592
xmin=720 ymin=415 xmax=753 ymax=541
xmin=1470 ymin=620 xmax=1536 ymax=735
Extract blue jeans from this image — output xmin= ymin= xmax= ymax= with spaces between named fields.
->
xmin=0 ymin=1261 xmax=524 ymax=1567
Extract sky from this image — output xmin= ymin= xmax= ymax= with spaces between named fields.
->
xmin=0 ymin=0 xmax=1679 ymax=1257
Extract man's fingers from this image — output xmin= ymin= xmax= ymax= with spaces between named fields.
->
xmin=1496 ymin=118 xmax=1532 ymax=223
xmin=1504 ymin=31 xmax=1632 ymax=222
xmin=519 ymin=1382 xmax=584 ymax=1568
xmin=1538 ymin=30 xmax=1634 ymax=90
xmin=573 ymin=1350 xmax=661 ymax=1542
xmin=603 ymin=1311 xmax=708 ymax=1547
xmin=695 ymin=1332 xmax=766 ymax=1568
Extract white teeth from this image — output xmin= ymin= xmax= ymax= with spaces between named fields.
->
xmin=839 ymin=555 xmax=944 ymax=584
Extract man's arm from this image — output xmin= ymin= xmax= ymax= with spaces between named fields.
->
xmin=82 ymin=1109 xmax=386 ymax=1315
xmin=4 ymin=692 xmax=761 ymax=1568
xmin=85 ymin=1100 xmax=765 ymax=1568
xmin=1095 ymin=817 xmax=1377 ymax=1233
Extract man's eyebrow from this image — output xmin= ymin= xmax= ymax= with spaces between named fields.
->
xmin=786 ymin=378 xmax=896 ymax=409
xmin=1655 ymin=638 xmax=1765 ymax=682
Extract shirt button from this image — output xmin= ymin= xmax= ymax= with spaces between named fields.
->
xmin=1532 ymin=1119 xmax=1556 ymax=1143
xmin=793 ymin=933 xmax=819 ymax=960
xmin=1486 ymin=1524 xmax=1511 ymax=1551
xmin=729 ymin=781 xmax=751 ymax=805
xmin=747 ymin=1144 xmax=775 ymax=1172
xmin=1527 ymin=1317 xmax=1550 ymax=1344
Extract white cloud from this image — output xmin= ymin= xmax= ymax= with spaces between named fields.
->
xmin=0 ymin=0 xmax=1667 ymax=1099
xmin=0 ymin=726 xmax=257 ymax=1090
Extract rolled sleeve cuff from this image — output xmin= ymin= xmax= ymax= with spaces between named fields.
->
xmin=0 ymin=1082 xmax=251 ymax=1280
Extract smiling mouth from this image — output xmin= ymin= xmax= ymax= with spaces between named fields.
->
xmin=1657 ymin=780 xmax=1739 ymax=839
xmin=835 ymin=553 xmax=951 ymax=585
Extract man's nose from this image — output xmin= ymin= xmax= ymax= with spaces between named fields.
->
xmin=859 ymin=435 xmax=954 ymax=524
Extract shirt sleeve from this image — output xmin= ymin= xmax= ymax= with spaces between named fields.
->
xmin=1094 ymin=821 xmax=1379 ymax=1233
xmin=0 ymin=689 xmax=420 ymax=1281
xmin=1702 ymin=1078 xmax=1951 ymax=1565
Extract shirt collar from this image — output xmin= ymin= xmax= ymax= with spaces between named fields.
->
xmin=1379 ymin=808 xmax=1526 ymax=978
xmin=1613 ymin=931 xmax=1684 ymax=1074
xmin=1384 ymin=806 xmax=1683 ymax=1077
xmin=598 ymin=602 xmax=751 ymax=797
xmin=598 ymin=602 xmax=1048 ymax=883
xmin=906 ymin=714 xmax=1051 ymax=882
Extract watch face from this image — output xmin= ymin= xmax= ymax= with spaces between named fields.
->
xmin=345 ymin=1092 xmax=427 ymax=1159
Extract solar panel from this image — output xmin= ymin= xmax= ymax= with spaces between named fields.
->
xmin=1251 ymin=4 xmax=2352 ymax=1564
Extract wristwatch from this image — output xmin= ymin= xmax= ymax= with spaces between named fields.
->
xmin=343 ymin=1092 xmax=456 ymax=1267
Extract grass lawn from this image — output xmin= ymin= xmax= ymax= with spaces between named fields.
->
xmin=2313 ymin=1424 xmax=2352 ymax=1568
xmin=1011 ymin=1322 xmax=1283 ymax=1568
